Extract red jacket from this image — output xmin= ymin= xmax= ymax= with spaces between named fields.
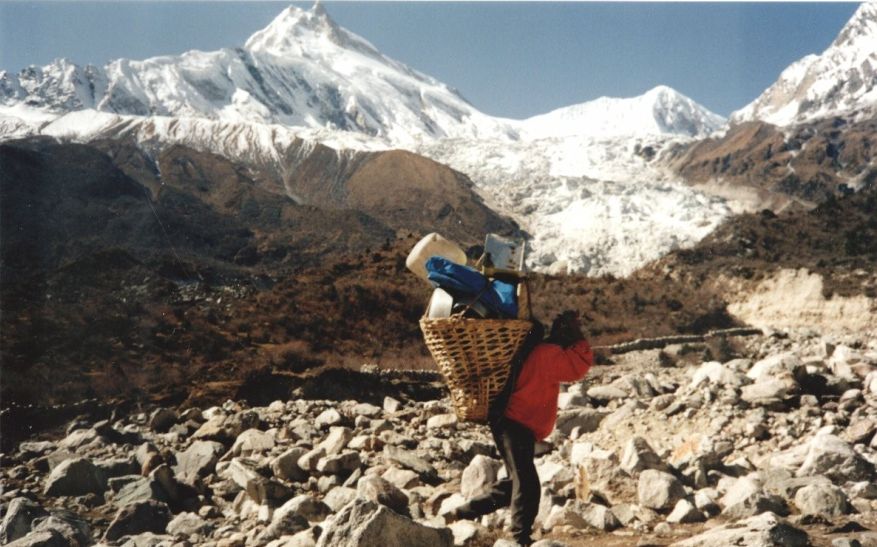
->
xmin=504 ymin=340 xmax=593 ymax=440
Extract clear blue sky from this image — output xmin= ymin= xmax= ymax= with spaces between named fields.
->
xmin=0 ymin=2 xmax=860 ymax=119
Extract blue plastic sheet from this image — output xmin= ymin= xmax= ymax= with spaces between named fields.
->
xmin=425 ymin=256 xmax=518 ymax=318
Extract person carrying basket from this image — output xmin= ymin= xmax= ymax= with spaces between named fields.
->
xmin=445 ymin=310 xmax=593 ymax=546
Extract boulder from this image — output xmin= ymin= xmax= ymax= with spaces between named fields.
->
xmin=578 ymin=502 xmax=621 ymax=531
xmin=356 ymin=475 xmax=410 ymax=516
xmin=315 ymin=499 xmax=453 ymax=547
xmin=747 ymin=353 xmax=802 ymax=382
xmin=174 ymin=440 xmax=225 ymax=485
xmin=0 ymin=498 xmax=49 ymax=543
xmin=315 ymin=409 xmax=344 ymax=429
xmin=381 ymin=467 xmax=420 ymax=490
xmin=461 ymin=455 xmax=501 ymax=499
xmin=741 ymin=379 xmax=794 ymax=406
xmin=166 ymin=512 xmax=212 ymax=537
xmin=797 ymin=434 xmax=874 ymax=483
xmin=671 ymin=512 xmax=808 ymax=547
xmin=585 ymin=385 xmax=628 ymax=402
xmin=44 ymin=457 xmax=106 ymax=497
xmin=317 ymin=427 xmax=354 ymax=455
xmin=620 ymin=437 xmax=668 ymax=475
xmin=722 ymin=492 xmax=789 ymax=520
xmin=33 ymin=512 xmax=92 ymax=547
xmin=316 ymin=452 xmax=361 ymax=476
xmin=148 ymin=408 xmax=178 ymax=433
xmin=274 ymin=494 xmax=333 ymax=523
xmin=103 ymin=500 xmax=172 ymax=542
xmin=322 ymin=487 xmax=358 ymax=512
xmin=4 ymin=530 xmax=68 ymax=547
xmin=554 ymin=409 xmax=607 ymax=436
xmin=272 ymin=447 xmax=310 ymax=482
xmin=426 ymin=414 xmax=458 ymax=430
xmin=794 ymin=483 xmax=849 ymax=517
xmin=114 ymin=476 xmax=169 ymax=506
xmin=229 ymin=428 xmax=275 ymax=457
xmin=691 ymin=361 xmax=747 ymax=388
xmin=383 ymin=446 xmax=439 ymax=484
xmin=637 ymin=470 xmax=685 ymax=512
xmin=667 ymin=498 xmax=704 ymax=524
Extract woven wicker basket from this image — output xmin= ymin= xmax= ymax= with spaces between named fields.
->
xmin=420 ymin=316 xmax=533 ymax=423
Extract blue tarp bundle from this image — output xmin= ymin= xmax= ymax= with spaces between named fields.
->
xmin=425 ymin=256 xmax=518 ymax=318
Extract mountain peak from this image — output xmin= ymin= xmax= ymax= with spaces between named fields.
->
xmin=833 ymin=2 xmax=877 ymax=48
xmin=244 ymin=4 xmax=355 ymax=56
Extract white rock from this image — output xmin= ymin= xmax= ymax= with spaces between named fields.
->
xmin=637 ymin=470 xmax=685 ymax=511
xmin=461 ymin=455 xmax=501 ymax=499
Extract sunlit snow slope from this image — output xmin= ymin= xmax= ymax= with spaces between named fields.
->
xmin=731 ymin=3 xmax=877 ymax=127
xmin=0 ymin=4 xmax=734 ymax=276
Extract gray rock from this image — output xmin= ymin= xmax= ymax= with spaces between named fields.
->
xmin=4 ymin=530 xmax=68 ymax=547
xmin=318 ymin=427 xmax=354 ymax=455
xmin=448 ymin=520 xmax=482 ymax=546
xmin=228 ymin=428 xmax=275 ymax=457
xmin=794 ymin=483 xmax=849 ymax=517
xmin=579 ymin=502 xmax=621 ymax=531
xmin=114 ymin=476 xmax=168 ymax=506
xmin=298 ymin=447 xmax=327 ymax=473
xmin=275 ymin=494 xmax=332 ymax=523
xmin=322 ymin=487 xmax=358 ymax=512
xmin=383 ymin=397 xmax=402 ymax=413
xmin=383 ymin=446 xmax=438 ymax=483
xmin=315 ymin=498 xmax=453 ymax=547
xmin=31 ymin=511 xmax=91 ymax=546
xmin=104 ymin=500 xmax=172 ymax=542
xmin=272 ymin=447 xmax=309 ymax=483
xmin=44 ymin=457 xmax=106 ymax=497
xmin=356 ymin=475 xmax=410 ymax=516
xmin=426 ymin=413 xmax=458 ymax=430
xmin=722 ymin=492 xmax=789 ymax=520
xmin=797 ymin=434 xmax=874 ymax=483
xmin=721 ymin=476 xmax=764 ymax=508
xmin=174 ymin=440 xmax=225 ymax=485
xmin=667 ymin=498 xmax=704 ymax=524
xmin=460 ymin=455 xmax=501 ymax=499
xmin=95 ymin=456 xmax=140 ymax=479
xmin=352 ymin=403 xmax=382 ymax=417
xmin=381 ymin=467 xmax=420 ymax=490
xmin=671 ymin=512 xmax=808 ymax=547
xmin=691 ymin=361 xmax=747 ymax=387
xmin=620 ymin=436 xmax=668 ymax=475
xmin=586 ymin=385 xmax=628 ymax=402
xmin=637 ymin=470 xmax=685 ymax=511
xmin=747 ymin=353 xmax=802 ymax=382
xmin=0 ymin=498 xmax=49 ymax=543
xmin=166 ymin=512 xmax=211 ymax=537
xmin=554 ymin=409 xmax=607 ymax=436
xmin=315 ymin=409 xmax=344 ymax=429
xmin=148 ymin=408 xmax=178 ymax=433
xmin=258 ymin=500 xmax=310 ymax=542
xmin=741 ymin=379 xmax=793 ymax=406
xmin=844 ymin=418 xmax=876 ymax=445
xmin=316 ymin=452 xmax=361 ymax=475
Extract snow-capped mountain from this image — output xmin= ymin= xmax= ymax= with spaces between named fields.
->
xmin=0 ymin=4 xmax=733 ymax=276
xmin=0 ymin=4 xmax=516 ymax=145
xmin=731 ymin=3 xmax=877 ymax=126
xmin=521 ymin=85 xmax=725 ymax=140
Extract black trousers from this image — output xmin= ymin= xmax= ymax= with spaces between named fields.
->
xmin=455 ymin=417 xmax=540 ymax=545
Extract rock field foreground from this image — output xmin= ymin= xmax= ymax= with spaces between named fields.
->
xmin=2 ymin=330 xmax=877 ymax=547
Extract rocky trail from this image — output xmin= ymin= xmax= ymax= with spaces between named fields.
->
xmin=3 ymin=329 xmax=877 ymax=547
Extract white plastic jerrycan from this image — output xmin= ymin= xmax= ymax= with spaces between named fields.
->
xmin=405 ymin=232 xmax=467 ymax=282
